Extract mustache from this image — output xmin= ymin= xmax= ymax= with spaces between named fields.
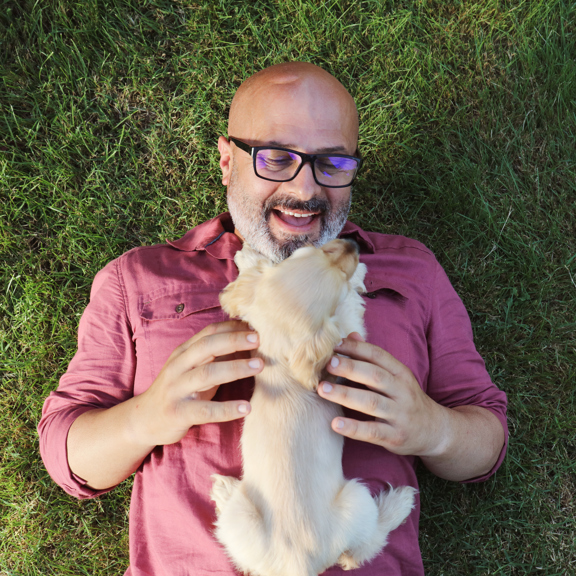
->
xmin=263 ymin=195 xmax=330 ymax=216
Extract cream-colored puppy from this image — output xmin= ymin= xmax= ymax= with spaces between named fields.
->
xmin=211 ymin=239 xmax=416 ymax=576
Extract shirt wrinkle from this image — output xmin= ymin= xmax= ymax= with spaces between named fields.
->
xmin=116 ymin=253 xmax=132 ymax=332
xmin=424 ymin=258 xmax=438 ymax=336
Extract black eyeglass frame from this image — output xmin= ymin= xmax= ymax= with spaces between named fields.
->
xmin=229 ymin=136 xmax=362 ymax=189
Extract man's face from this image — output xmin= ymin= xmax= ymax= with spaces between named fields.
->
xmin=220 ymin=75 xmax=358 ymax=262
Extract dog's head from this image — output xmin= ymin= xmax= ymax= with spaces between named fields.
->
xmin=220 ymin=239 xmax=364 ymax=389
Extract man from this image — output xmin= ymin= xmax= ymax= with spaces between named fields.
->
xmin=39 ymin=62 xmax=507 ymax=575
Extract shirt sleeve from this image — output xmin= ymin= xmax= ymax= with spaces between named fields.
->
xmin=425 ymin=260 xmax=508 ymax=483
xmin=38 ymin=257 xmax=137 ymax=499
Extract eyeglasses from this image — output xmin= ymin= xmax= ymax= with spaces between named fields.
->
xmin=229 ymin=137 xmax=362 ymax=188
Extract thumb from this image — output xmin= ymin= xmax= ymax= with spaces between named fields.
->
xmin=347 ymin=331 xmax=365 ymax=342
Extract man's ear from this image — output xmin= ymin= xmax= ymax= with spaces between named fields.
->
xmin=218 ymin=135 xmax=233 ymax=186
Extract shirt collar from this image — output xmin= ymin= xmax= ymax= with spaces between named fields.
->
xmin=339 ymin=220 xmax=375 ymax=254
xmin=167 ymin=213 xmax=375 ymax=258
xmin=167 ymin=212 xmax=242 ymax=259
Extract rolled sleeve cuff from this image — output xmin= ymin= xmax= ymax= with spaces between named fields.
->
xmin=38 ymin=405 xmax=117 ymax=499
xmin=461 ymin=408 xmax=509 ymax=484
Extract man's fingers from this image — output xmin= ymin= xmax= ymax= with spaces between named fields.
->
xmin=334 ymin=337 xmax=404 ymax=376
xmin=171 ymin=329 xmax=260 ymax=375
xmin=318 ymin=381 xmax=389 ymax=418
xmin=186 ymin=399 xmax=251 ymax=426
xmin=171 ymin=357 xmax=261 ymax=430
xmin=329 ymin=416 xmax=391 ymax=448
xmin=170 ymin=320 xmax=252 ymax=359
xmin=178 ymin=356 xmax=263 ymax=396
xmin=326 ymin=354 xmax=394 ymax=395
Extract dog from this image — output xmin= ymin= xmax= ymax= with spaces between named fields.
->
xmin=210 ymin=239 xmax=416 ymax=576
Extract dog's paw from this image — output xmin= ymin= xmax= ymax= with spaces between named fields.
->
xmin=210 ymin=474 xmax=239 ymax=515
xmin=350 ymin=262 xmax=367 ymax=293
xmin=234 ymin=244 xmax=273 ymax=272
xmin=338 ymin=551 xmax=361 ymax=571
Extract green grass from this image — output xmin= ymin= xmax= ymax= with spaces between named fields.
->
xmin=1 ymin=0 xmax=575 ymax=573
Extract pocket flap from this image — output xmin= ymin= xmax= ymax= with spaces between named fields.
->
xmin=363 ymin=276 xmax=409 ymax=299
xmin=139 ymin=287 xmax=226 ymax=321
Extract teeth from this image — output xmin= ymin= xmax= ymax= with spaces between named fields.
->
xmin=278 ymin=209 xmax=315 ymax=218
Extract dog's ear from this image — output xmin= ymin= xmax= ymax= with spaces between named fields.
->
xmin=321 ymin=239 xmax=359 ymax=280
xmin=290 ymin=316 xmax=341 ymax=390
xmin=219 ymin=264 xmax=265 ymax=320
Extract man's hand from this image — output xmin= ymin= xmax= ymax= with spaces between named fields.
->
xmin=317 ymin=332 xmax=445 ymax=457
xmin=67 ymin=320 xmax=263 ymax=490
xmin=130 ymin=320 xmax=263 ymax=447
xmin=317 ymin=333 xmax=505 ymax=482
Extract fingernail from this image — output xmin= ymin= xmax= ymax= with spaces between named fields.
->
xmin=238 ymin=403 xmax=249 ymax=414
xmin=248 ymin=359 xmax=261 ymax=369
xmin=330 ymin=356 xmax=340 ymax=368
xmin=336 ymin=339 xmax=343 ymax=347
xmin=247 ymin=333 xmax=258 ymax=343
xmin=335 ymin=418 xmax=345 ymax=429
xmin=322 ymin=382 xmax=333 ymax=393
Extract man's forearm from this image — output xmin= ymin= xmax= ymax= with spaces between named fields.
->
xmin=67 ymin=397 xmax=156 ymax=491
xmin=420 ymin=405 xmax=505 ymax=482
xmin=66 ymin=323 xmax=261 ymax=491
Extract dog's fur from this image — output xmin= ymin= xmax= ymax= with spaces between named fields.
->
xmin=211 ymin=239 xmax=416 ymax=576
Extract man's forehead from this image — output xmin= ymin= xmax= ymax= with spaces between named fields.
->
xmin=228 ymin=63 xmax=358 ymax=144
xmin=266 ymin=140 xmax=349 ymax=154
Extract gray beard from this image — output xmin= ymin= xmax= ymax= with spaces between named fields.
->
xmin=227 ymin=168 xmax=351 ymax=262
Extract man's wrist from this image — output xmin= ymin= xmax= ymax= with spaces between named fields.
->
xmin=418 ymin=402 xmax=455 ymax=460
xmin=123 ymin=394 xmax=160 ymax=452
xmin=419 ymin=405 xmax=504 ymax=482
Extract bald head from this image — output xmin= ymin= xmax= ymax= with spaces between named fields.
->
xmin=228 ymin=62 xmax=358 ymax=153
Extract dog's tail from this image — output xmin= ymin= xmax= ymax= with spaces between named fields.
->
xmin=375 ymin=484 xmax=418 ymax=537
xmin=336 ymin=481 xmax=418 ymax=571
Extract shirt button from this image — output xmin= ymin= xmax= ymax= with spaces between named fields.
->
xmin=175 ymin=303 xmax=185 ymax=313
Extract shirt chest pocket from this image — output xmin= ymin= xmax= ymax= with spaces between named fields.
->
xmin=138 ymin=286 xmax=229 ymax=381
xmin=362 ymin=280 xmax=412 ymax=369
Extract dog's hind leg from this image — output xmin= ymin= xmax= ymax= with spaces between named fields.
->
xmin=211 ymin=481 xmax=271 ymax=576
xmin=334 ymin=481 xmax=417 ymax=570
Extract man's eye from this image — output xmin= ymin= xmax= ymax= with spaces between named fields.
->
xmin=316 ymin=159 xmax=340 ymax=174
xmin=264 ymin=158 xmax=292 ymax=171
xmin=257 ymin=151 xmax=297 ymax=171
xmin=318 ymin=158 xmax=357 ymax=179
xmin=267 ymin=156 xmax=292 ymax=166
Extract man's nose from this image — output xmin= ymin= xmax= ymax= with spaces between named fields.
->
xmin=281 ymin=161 xmax=322 ymax=201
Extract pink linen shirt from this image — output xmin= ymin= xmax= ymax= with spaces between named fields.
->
xmin=39 ymin=212 xmax=508 ymax=576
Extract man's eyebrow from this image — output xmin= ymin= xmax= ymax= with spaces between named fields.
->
xmin=267 ymin=141 xmax=349 ymax=154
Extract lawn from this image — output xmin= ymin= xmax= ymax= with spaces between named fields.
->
xmin=1 ymin=0 xmax=575 ymax=573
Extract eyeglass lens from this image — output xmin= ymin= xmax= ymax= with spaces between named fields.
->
xmin=254 ymin=149 xmax=358 ymax=186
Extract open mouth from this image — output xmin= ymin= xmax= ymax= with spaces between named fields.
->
xmin=272 ymin=207 xmax=321 ymax=228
